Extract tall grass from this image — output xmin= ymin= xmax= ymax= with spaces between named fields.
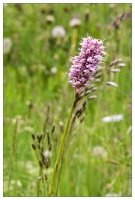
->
xmin=4 ymin=3 xmax=131 ymax=197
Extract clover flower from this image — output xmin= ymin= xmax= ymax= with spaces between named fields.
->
xmin=69 ymin=36 xmax=106 ymax=88
xmin=52 ymin=26 xmax=66 ymax=38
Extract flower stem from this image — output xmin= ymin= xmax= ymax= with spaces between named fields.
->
xmin=48 ymin=97 xmax=75 ymax=196
xmin=72 ymin=27 xmax=78 ymax=48
xmin=37 ymin=168 xmax=42 ymax=196
xmin=68 ymin=27 xmax=78 ymax=58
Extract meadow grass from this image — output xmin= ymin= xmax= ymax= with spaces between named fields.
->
xmin=4 ymin=3 xmax=131 ymax=197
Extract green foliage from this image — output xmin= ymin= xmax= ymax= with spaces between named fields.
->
xmin=4 ymin=3 xmax=131 ymax=197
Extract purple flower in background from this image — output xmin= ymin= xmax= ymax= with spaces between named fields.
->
xmin=69 ymin=36 xmax=106 ymax=88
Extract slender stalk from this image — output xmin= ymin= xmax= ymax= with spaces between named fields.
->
xmin=41 ymin=168 xmax=46 ymax=196
xmin=68 ymin=27 xmax=78 ymax=59
xmin=72 ymin=27 xmax=78 ymax=48
xmin=8 ymin=117 xmax=18 ymax=192
xmin=48 ymin=97 xmax=75 ymax=196
xmin=56 ymin=37 xmax=61 ymax=46
xmin=55 ymin=162 xmax=62 ymax=196
xmin=55 ymin=102 xmax=81 ymax=196
xmin=37 ymin=167 xmax=42 ymax=196
xmin=45 ymin=173 xmax=49 ymax=196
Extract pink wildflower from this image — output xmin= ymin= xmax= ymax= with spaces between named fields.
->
xmin=69 ymin=36 xmax=106 ymax=88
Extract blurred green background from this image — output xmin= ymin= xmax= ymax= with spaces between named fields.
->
xmin=4 ymin=3 xmax=132 ymax=197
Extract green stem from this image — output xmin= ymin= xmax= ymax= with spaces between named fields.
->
xmin=68 ymin=27 xmax=78 ymax=59
xmin=37 ymin=167 xmax=42 ymax=196
xmin=8 ymin=117 xmax=18 ymax=192
xmin=48 ymin=97 xmax=75 ymax=196
xmin=56 ymin=37 xmax=61 ymax=46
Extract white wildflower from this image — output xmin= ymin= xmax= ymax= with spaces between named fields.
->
xmin=46 ymin=15 xmax=55 ymax=23
xmin=69 ymin=18 xmax=81 ymax=27
xmin=52 ymin=26 xmax=66 ymax=38
xmin=102 ymin=114 xmax=123 ymax=123
xmin=51 ymin=67 xmax=57 ymax=74
xmin=4 ymin=37 xmax=12 ymax=54
xmin=92 ymin=146 xmax=108 ymax=158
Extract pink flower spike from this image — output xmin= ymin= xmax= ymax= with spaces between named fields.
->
xmin=69 ymin=36 xmax=106 ymax=88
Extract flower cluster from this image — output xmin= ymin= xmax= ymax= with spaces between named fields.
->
xmin=69 ymin=36 xmax=106 ymax=88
